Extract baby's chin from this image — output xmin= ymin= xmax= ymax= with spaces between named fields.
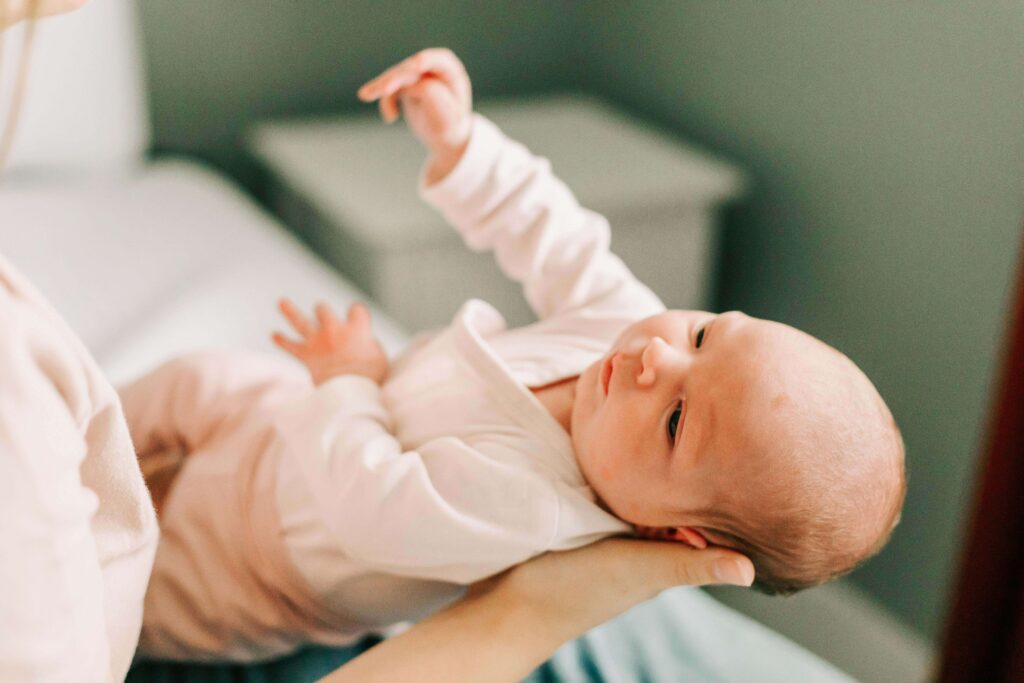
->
xmin=567 ymin=359 xmax=601 ymax=433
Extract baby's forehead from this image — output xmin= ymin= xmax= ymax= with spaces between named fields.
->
xmin=732 ymin=320 xmax=848 ymax=386
xmin=719 ymin=324 xmax=850 ymax=445
xmin=734 ymin=316 xmax=821 ymax=352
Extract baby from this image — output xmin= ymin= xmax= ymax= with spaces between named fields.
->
xmin=126 ymin=49 xmax=905 ymax=662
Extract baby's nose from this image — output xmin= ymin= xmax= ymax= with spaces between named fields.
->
xmin=637 ymin=336 xmax=687 ymax=387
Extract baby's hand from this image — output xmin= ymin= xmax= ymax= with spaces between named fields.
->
xmin=272 ymin=299 xmax=389 ymax=385
xmin=357 ymin=48 xmax=473 ymax=183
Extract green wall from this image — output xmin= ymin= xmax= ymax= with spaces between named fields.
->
xmin=137 ymin=1 xmax=1024 ymax=641
xmin=573 ymin=2 xmax=1024 ymax=639
xmin=137 ymin=1 xmax=576 ymax=176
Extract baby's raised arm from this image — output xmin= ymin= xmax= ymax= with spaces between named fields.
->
xmin=359 ymin=49 xmax=665 ymax=324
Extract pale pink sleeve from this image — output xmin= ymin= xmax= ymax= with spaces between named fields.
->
xmin=0 ymin=312 xmax=112 ymax=681
xmin=272 ymin=375 xmax=561 ymax=584
xmin=418 ymin=113 xmax=665 ymax=322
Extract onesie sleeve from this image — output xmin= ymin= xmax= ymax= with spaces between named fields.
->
xmin=271 ymin=375 xmax=561 ymax=584
xmin=418 ymin=113 xmax=665 ymax=322
xmin=0 ymin=305 xmax=112 ymax=681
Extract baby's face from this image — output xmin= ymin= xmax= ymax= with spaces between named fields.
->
xmin=570 ymin=310 xmax=819 ymax=536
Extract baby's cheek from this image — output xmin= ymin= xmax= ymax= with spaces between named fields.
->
xmin=592 ymin=456 xmax=632 ymax=488
xmin=596 ymin=448 xmax=627 ymax=481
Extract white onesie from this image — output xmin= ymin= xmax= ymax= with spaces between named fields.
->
xmin=273 ymin=112 xmax=667 ymax=631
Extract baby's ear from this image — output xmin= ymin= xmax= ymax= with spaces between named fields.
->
xmin=634 ymin=525 xmax=709 ymax=549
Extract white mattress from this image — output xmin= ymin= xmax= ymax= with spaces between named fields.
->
xmin=0 ymin=159 xmax=408 ymax=384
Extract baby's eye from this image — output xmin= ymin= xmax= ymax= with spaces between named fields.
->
xmin=667 ymin=400 xmax=683 ymax=444
xmin=695 ymin=326 xmax=707 ymax=348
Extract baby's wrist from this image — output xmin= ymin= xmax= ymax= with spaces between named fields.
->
xmin=424 ymin=125 xmax=472 ymax=186
xmin=312 ymin=364 xmax=387 ymax=386
xmin=424 ymin=142 xmax=468 ymax=186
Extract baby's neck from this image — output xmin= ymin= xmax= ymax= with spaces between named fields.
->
xmin=529 ymin=376 xmax=578 ymax=434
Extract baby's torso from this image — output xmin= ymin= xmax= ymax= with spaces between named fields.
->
xmin=383 ymin=310 xmax=583 ymax=481
xmin=275 ymin=300 xmax=630 ymax=632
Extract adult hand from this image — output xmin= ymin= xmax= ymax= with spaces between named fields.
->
xmin=322 ymin=538 xmax=753 ymax=683
xmin=474 ymin=536 xmax=754 ymax=645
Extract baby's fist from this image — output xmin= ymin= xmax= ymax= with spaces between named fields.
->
xmin=357 ymin=48 xmax=472 ymax=167
xmin=273 ymin=299 xmax=389 ymax=385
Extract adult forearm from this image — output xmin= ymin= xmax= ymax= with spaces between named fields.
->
xmin=320 ymin=588 xmax=558 ymax=683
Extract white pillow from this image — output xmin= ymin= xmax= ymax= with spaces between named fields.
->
xmin=1 ymin=0 xmax=149 ymax=174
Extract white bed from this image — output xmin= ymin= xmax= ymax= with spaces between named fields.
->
xmin=0 ymin=159 xmax=408 ymax=384
xmin=0 ymin=2 xmax=855 ymax=681
xmin=0 ymin=0 xmax=405 ymax=380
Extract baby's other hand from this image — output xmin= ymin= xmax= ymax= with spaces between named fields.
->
xmin=273 ymin=299 xmax=389 ymax=385
xmin=357 ymin=48 xmax=473 ymax=183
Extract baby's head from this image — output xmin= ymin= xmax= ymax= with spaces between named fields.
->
xmin=570 ymin=310 xmax=905 ymax=594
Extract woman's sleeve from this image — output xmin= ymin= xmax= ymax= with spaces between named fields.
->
xmin=0 ymin=323 xmax=112 ymax=682
xmin=272 ymin=375 xmax=561 ymax=584
xmin=418 ymin=113 xmax=665 ymax=322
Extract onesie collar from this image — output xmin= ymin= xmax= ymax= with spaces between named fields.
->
xmin=451 ymin=299 xmax=586 ymax=487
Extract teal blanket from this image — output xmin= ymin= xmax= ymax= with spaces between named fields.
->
xmin=127 ymin=587 xmax=851 ymax=682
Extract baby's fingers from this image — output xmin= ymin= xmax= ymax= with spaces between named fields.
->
xmin=272 ymin=331 xmax=307 ymax=360
xmin=405 ymin=48 xmax=471 ymax=107
xmin=379 ymin=93 xmax=400 ymax=123
xmin=346 ymin=302 xmax=371 ymax=327
xmin=359 ymin=48 xmax=468 ymax=107
xmin=358 ymin=61 xmax=422 ymax=102
xmin=315 ymin=302 xmax=342 ymax=333
xmin=278 ymin=298 xmax=314 ymax=338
